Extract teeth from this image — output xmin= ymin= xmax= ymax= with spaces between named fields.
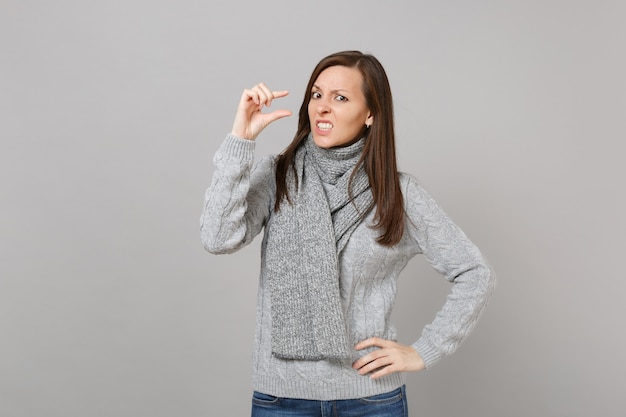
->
xmin=317 ymin=122 xmax=333 ymax=130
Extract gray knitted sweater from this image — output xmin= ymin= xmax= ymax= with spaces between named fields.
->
xmin=200 ymin=134 xmax=495 ymax=401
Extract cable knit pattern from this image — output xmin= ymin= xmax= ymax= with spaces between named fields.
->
xmin=200 ymin=134 xmax=495 ymax=401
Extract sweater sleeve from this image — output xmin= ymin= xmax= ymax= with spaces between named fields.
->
xmin=200 ymin=134 xmax=275 ymax=254
xmin=403 ymin=176 xmax=496 ymax=368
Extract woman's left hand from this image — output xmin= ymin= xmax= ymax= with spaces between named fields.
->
xmin=352 ymin=337 xmax=425 ymax=379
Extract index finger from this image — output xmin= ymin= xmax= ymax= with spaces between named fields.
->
xmin=266 ymin=89 xmax=289 ymax=107
xmin=252 ymin=83 xmax=287 ymax=108
xmin=272 ymin=90 xmax=289 ymax=99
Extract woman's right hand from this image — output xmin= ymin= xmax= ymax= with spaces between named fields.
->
xmin=231 ymin=83 xmax=292 ymax=140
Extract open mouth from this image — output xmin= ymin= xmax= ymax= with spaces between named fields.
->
xmin=316 ymin=122 xmax=333 ymax=131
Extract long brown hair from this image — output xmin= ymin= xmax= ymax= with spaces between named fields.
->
xmin=274 ymin=50 xmax=404 ymax=246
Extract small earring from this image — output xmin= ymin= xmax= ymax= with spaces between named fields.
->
xmin=365 ymin=124 xmax=370 ymax=129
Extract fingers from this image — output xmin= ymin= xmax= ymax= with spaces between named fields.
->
xmin=352 ymin=348 xmax=395 ymax=378
xmin=244 ymin=83 xmax=288 ymax=109
xmin=352 ymin=338 xmax=425 ymax=380
xmin=232 ymin=82 xmax=291 ymax=140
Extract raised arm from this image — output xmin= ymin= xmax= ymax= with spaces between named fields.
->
xmin=200 ymin=83 xmax=292 ymax=254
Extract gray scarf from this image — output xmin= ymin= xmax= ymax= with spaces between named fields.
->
xmin=265 ymin=134 xmax=373 ymax=361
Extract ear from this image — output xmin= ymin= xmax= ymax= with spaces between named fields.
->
xmin=365 ymin=113 xmax=374 ymax=128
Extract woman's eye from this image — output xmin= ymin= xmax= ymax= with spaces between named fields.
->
xmin=311 ymin=91 xmax=321 ymax=99
xmin=335 ymin=95 xmax=348 ymax=102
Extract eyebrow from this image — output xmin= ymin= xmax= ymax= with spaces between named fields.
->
xmin=312 ymin=84 xmax=351 ymax=94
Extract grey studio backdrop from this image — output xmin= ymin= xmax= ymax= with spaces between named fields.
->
xmin=1 ymin=1 xmax=624 ymax=416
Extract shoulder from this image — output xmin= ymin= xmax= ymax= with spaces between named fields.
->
xmin=398 ymin=172 xmax=451 ymax=225
xmin=398 ymin=172 xmax=434 ymax=204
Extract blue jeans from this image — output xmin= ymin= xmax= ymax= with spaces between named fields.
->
xmin=251 ymin=385 xmax=408 ymax=417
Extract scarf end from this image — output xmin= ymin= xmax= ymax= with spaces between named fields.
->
xmin=271 ymin=347 xmax=353 ymax=362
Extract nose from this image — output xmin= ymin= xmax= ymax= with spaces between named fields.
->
xmin=317 ymin=101 xmax=330 ymax=114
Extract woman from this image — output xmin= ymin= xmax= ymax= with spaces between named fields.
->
xmin=200 ymin=50 xmax=495 ymax=416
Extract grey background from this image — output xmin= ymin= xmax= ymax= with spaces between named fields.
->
xmin=1 ymin=1 xmax=624 ymax=416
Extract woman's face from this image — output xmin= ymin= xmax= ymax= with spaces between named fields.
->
xmin=308 ymin=65 xmax=373 ymax=149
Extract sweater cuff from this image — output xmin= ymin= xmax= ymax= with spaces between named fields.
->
xmin=412 ymin=338 xmax=442 ymax=369
xmin=215 ymin=133 xmax=256 ymax=162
